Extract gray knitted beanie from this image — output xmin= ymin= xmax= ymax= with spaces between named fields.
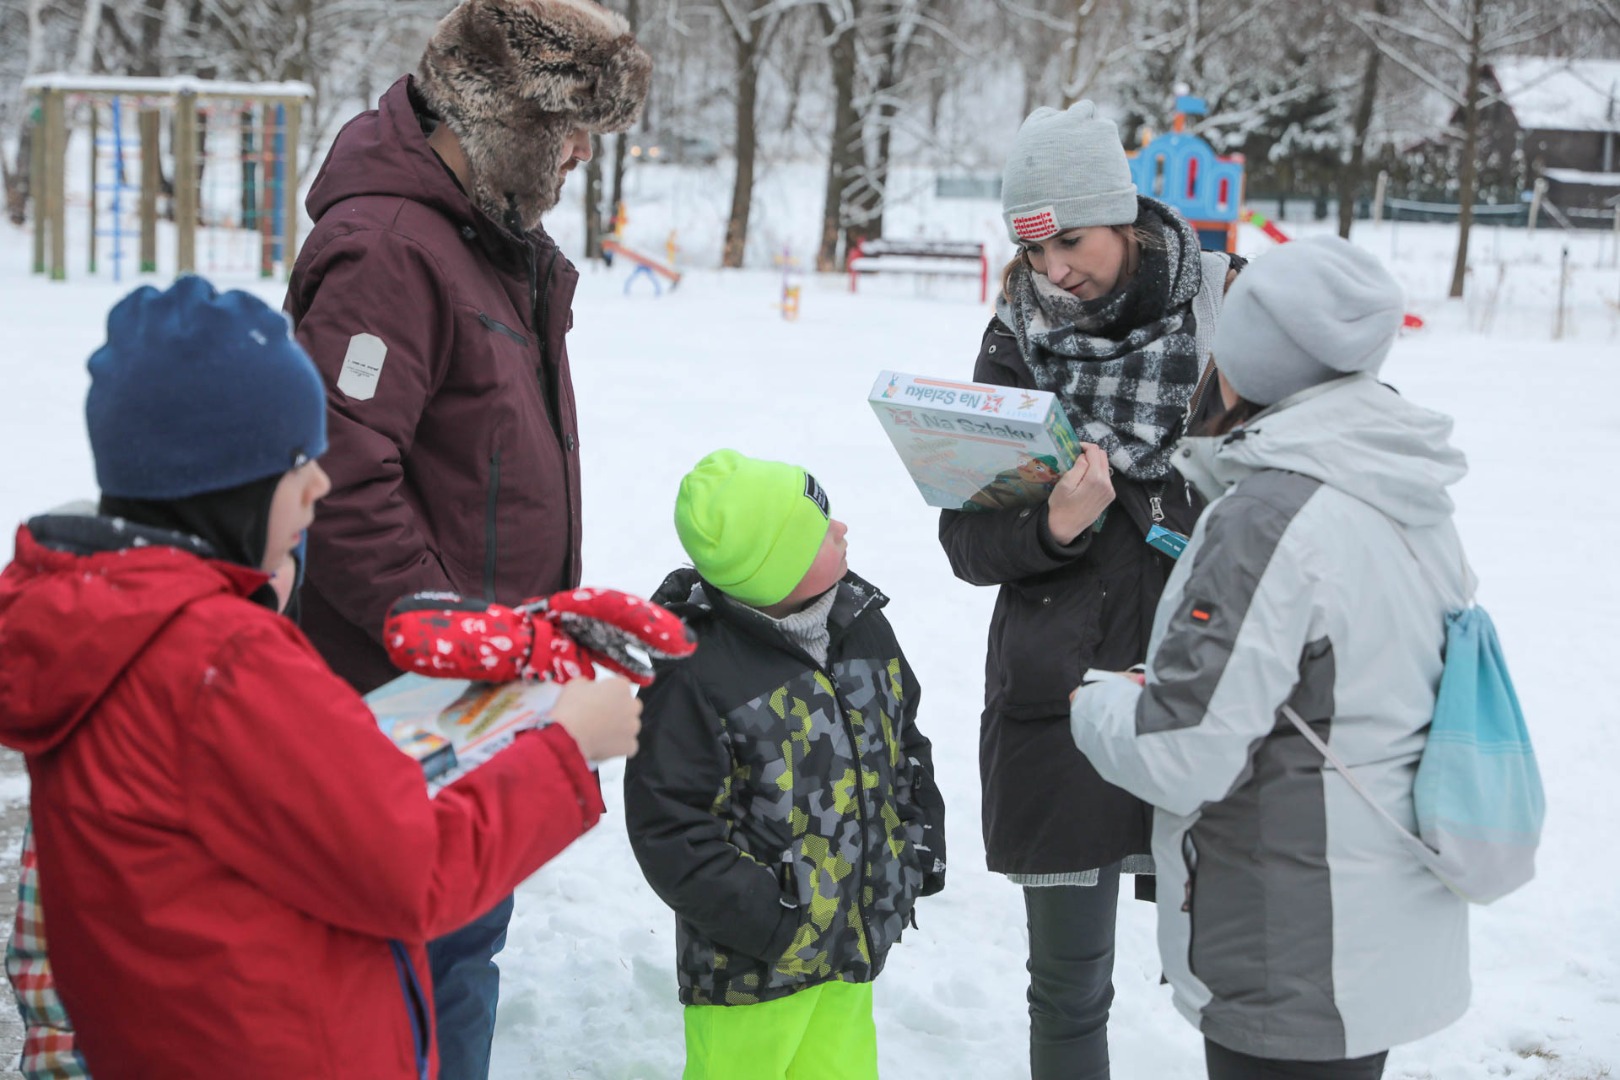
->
xmin=1001 ymin=100 xmax=1138 ymax=245
xmin=1213 ymin=237 xmax=1405 ymax=406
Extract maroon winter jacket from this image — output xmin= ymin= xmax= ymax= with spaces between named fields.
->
xmin=287 ymin=75 xmax=582 ymax=693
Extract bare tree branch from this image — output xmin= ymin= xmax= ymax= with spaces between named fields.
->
xmin=1415 ymin=0 xmax=1469 ymax=40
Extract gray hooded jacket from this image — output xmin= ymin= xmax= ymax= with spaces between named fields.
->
xmin=1071 ymin=373 xmax=1473 ymax=1061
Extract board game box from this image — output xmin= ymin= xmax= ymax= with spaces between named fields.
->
xmin=366 ymin=674 xmax=563 ymax=796
xmin=868 ymin=370 xmax=1083 ymax=511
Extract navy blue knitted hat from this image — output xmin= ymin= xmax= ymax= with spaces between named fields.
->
xmin=86 ymin=276 xmax=328 ymax=500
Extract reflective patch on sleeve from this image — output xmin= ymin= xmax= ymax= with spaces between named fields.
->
xmin=337 ymin=333 xmax=387 ymax=401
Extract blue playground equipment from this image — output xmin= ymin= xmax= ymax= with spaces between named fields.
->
xmin=93 ymin=95 xmax=140 ymax=281
xmin=1127 ymin=95 xmax=1245 ymax=252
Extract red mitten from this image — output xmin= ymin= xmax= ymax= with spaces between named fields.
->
xmin=384 ymin=588 xmax=695 ymax=686
xmin=384 ymin=593 xmax=536 ymax=681
xmin=528 ymin=587 xmax=698 ymax=685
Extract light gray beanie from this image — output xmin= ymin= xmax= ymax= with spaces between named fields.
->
xmin=1001 ymin=100 xmax=1138 ymax=245
xmin=1213 ymin=237 xmax=1405 ymax=407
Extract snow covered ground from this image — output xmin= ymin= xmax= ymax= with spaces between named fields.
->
xmin=2 ymin=184 xmax=1618 ymax=1079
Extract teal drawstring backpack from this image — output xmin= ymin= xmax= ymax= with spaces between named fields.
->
xmin=1285 ymin=522 xmax=1544 ymax=905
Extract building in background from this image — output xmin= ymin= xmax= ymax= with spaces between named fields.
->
xmin=1491 ymin=57 xmax=1620 ymax=212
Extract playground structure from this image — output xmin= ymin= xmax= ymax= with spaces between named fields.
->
xmin=1130 ymin=96 xmax=1423 ymax=329
xmin=1240 ymin=207 xmax=1293 ymax=245
xmin=600 ymin=200 xmax=682 ymax=296
xmin=602 ymin=237 xmax=682 ymax=295
xmin=775 ymin=245 xmax=802 ymax=321
xmin=24 ymin=74 xmax=313 ymax=281
xmin=1128 ymin=95 xmax=1245 ymax=253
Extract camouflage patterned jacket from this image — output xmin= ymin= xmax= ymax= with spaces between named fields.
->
xmin=625 ymin=568 xmax=945 ymax=1006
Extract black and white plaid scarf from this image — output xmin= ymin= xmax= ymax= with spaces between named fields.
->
xmin=996 ymin=197 xmax=1205 ymax=481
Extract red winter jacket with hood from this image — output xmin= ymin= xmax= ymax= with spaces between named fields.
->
xmin=0 ymin=518 xmax=604 ymax=1079
xmin=286 ymin=75 xmax=583 ymax=693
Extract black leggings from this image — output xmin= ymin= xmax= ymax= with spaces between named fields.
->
xmin=1205 ymin=1040 xmax=1387 ymax=1080
xmin=1023 ymin=867 xmax=1122 ymax=1080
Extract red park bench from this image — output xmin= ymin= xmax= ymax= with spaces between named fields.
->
xmin=846 ymin=238 xmax=989 ymax=303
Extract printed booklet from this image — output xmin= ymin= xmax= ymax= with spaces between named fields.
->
xmin=868 ymin=370 xmax=1083 ymax=511
xmin=365 ymin=674 xmax=562 ymax=796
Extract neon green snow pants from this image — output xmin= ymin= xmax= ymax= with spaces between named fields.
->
xmin=682 ymin=980 xmax=878 ymax=1080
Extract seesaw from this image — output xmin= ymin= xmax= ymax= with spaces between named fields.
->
xmin=602 ymin=238 xmax=681 ymax=295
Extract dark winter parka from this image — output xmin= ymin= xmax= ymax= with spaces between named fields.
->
xmin=624 ymin=569 xmax=945 ymax=1007
xmin=939 ymin=314 xmax=1225 ymax=877
xmin=285 ymin=75 xmax=582 ymax=693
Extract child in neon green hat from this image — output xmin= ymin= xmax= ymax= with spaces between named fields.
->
xmin=625 ymin=449 xmax=947 ymax=1080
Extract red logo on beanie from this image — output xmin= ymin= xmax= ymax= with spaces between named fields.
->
xmin=1011 ymin=207 xmax=1058 ymax=241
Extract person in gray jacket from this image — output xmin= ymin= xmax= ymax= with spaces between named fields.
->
xmin=1070 ymin=237 xmax=1472 ymax=1080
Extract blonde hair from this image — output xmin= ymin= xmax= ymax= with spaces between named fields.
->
xmin=998 ymin=223 xmax=1160 ymax=303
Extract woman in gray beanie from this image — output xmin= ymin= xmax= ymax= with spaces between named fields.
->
xmin=938 ymin=100 xmax=1243 ymax=1080
xmin=1072 ymin=236 xmax=1473 ymax=1079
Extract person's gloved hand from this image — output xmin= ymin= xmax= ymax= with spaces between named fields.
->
xmin=384 ymin=587 xmax=696 ymax=686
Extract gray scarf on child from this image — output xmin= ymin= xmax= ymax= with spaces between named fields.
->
xmin=996 ymin=197 xmax=1205 ymax=481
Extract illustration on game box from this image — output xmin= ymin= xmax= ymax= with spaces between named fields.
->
xmin=868 ymin=370 xmax=1083 ymax=511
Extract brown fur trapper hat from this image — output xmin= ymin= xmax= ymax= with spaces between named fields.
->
xmin=417 ymin=0 xmax=652 ymax=232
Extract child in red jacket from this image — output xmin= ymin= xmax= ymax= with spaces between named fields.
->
xmin=0 ymin=276 xmax=641 ymax=1080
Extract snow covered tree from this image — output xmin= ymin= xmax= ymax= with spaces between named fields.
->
xmin=1 ymin=0 xmax=100 ymax=222
xmin=717 ymin=0 xmax=784 ymax=268
xmin=842 ymin=0 xmax=949 ymax=249
xmin=1348 ymin=0 xmax=1566 ymax=297
xmin=813 ymin=0 xmax=969 ymax=269
xmin=814 ymin=0 xmax=862 ymax=271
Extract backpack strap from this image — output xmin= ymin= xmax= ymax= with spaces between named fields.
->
xmin=1379 ymin=513 xmax=1476 ymax=608
xmin=1282 ymin=704 xmax=1442 ymax=869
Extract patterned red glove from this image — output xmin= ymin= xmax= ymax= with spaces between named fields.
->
xmin=384 ymin=588 xmax=696 ymax=686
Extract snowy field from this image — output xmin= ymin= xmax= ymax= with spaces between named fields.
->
xmin=2 ymin=172 xmax=1619 ymax=1079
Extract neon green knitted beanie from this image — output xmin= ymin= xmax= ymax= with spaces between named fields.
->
xmin=674 ymin=449 xmax=832 ymax=607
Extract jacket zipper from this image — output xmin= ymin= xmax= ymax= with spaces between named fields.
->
xmin=531 ymin=243 xmax=573 ymax=587
xmin=821 ymin=603 xmax=882 ymax=962
xmin=725 ymin=588 xmax=885 ymax=964
xmin=388 ymin=941 xmax=431 ymax=1080
xmin=483 ymin=450 xmax=501 ymax=600
xmin=526 ymin=247 xmax=541 ymax=345
xmin=828 ymin=688 xmax=877 ymax=961
xmin=530 ymin=245 xmax=560 ymax=372
xmin=534 ymin=248 xmax=563 ymax=431
xmin=759 ymin=591 xmax=882 ymax=963
xmin=1181 ymin=830 xmax=1199 ymax=978
xmin=478 ymin=312 xmax=530 ymax=347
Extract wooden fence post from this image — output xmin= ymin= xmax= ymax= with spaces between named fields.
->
xmin=139 ymin=108 xmax=159 ymax=273
xmin=260 ymin=102 xmax=275 ymax=278
xmin=30 ymin=104 xmax=46 ymax=275
xmin=88 ymin=100 xmax=98 ymax=275
xmin=283 ymin=98 xmax=302 ymax=277
xmin=1553 ymin=245 xmax=1569 ymax=341
xmin=43 ymin=87 xmax=67 ymax=281
xmin=174 ymin=90 xmax=198 ymax=274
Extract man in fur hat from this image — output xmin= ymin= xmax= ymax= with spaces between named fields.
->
xmin=283 ymin=1 xmax=651 ymax=1075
